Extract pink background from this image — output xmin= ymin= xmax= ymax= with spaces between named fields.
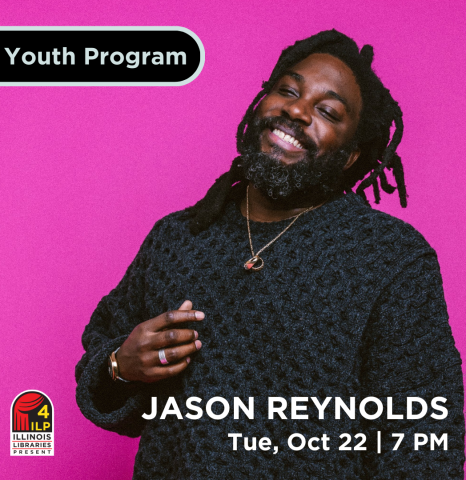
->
xmin=1 ymin=0 xmax=465 ymax=478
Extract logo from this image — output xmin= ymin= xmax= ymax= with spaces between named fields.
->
xmin=10 ymin=390 xmax=54 ymax=456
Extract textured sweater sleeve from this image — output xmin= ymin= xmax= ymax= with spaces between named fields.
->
xmin=360 ymin=251 xmax=464 ymax=478
xmin=75 ymin=227 xmax=157 ymax=438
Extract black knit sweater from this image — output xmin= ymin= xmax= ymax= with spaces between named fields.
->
xmin=76 ymin=192 xmax=464 ymax=479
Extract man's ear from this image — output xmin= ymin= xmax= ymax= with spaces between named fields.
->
xmin=343 ymin=148 xmax=361 ymax=171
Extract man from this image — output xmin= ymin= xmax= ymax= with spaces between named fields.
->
xmin=76 ymin=30 xmax=464 ymax=478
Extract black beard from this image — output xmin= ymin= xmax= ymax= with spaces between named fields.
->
xmin=241 ymin=115 xmax=356 ymax=206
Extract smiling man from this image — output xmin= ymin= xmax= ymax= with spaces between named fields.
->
xmin=76 ymin=30 xmax=464 ymax=479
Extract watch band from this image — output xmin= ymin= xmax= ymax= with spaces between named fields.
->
xmin=108 ymin=347 xmax=130 ymax=383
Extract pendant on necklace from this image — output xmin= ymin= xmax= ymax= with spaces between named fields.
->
xmin=244 ymin=255 xmax=264 ymax=271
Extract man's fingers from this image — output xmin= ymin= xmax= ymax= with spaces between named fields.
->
xmin=144 ymin=357 xmax=191 ymax=382
xmin=148 ymin=309 xmax=204 ymax=332
xmin=155 ymin=340 xmax=202 ymax=365
xmin=153 ymin=328 xmax=198 ymax=349
xmin=178 ymin=300 xmax=193 ymax=311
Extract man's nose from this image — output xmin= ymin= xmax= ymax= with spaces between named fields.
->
xmin=281 ymin=98 xmax=312 ymax=126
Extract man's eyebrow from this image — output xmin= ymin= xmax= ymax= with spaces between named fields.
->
xmin=281 ymin=70 xmax=351 ymax=113
xmin=325 ymin=90 xmax=351 ymax=113
xmin=282 ymin=70 xmax=304 ymax=83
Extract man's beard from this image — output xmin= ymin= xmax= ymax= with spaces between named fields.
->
xmin=241 ymin=115 xmax=356 ymax=206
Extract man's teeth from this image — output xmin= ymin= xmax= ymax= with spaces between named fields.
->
xmin=272 ymin=128 xmax=303 ymax=149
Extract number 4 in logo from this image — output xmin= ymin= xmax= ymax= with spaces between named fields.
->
xmin=38 ymin=405 xmax=49 ymax=419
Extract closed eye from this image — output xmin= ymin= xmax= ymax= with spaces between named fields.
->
xmin=318 ymin=108 xmax=339 ymax=122
xmin=279 ymin=87 xmax=298 ymax=97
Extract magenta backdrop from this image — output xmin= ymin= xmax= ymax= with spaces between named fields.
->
xmin=1 ymin=0 xmax=465 ymax=478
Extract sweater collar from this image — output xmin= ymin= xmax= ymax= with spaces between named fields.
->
xmin=228 ymin=191 xmax=367 ymax=231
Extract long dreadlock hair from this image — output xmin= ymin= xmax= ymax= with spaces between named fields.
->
xmin=188 ymin=29 xmax=407 ymax=234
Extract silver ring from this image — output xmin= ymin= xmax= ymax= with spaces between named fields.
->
xmin=158 ymin=349 xmax=169 ymax=365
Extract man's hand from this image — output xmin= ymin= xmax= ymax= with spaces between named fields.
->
xmin=116 ymin=300 xmax=203 ymax=383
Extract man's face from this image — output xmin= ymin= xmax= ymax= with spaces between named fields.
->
xmin=256 ymin=53 xmax=362 ymax=165
xmin=241 ymin=53 xmax=363 ymax=202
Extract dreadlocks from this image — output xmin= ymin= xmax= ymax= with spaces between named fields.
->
xmin=188 ymin=29 xmax=406 ymax=235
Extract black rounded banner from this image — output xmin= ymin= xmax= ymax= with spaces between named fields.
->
xmin=0 ymin=27 xmax=204 ymax=85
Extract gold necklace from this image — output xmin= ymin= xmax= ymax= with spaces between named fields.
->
xmin=243 ymin=185 xmax=323 ymax=271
